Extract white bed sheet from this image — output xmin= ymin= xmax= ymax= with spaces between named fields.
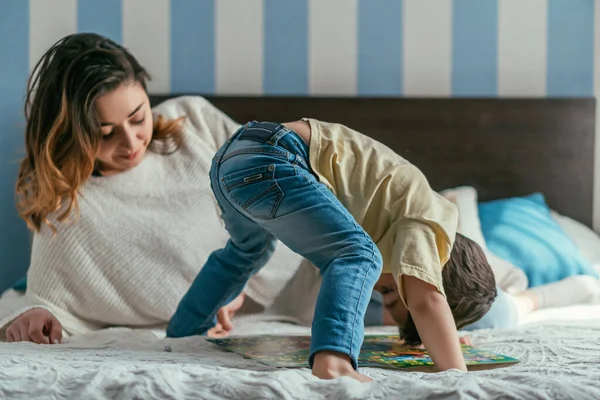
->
xmin=1 ymin=301 xmax=600 ymax=400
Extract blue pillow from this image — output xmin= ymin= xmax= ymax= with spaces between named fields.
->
xmin=478 ymin=193 xmax=599 ymax=287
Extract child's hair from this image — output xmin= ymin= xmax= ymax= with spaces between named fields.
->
xmin=400 ymin=233 xmax=497 ymax=345
xmin=16 ymin=33 xmax=183 ymax=234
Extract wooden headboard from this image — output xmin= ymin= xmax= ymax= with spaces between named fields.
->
xmin=149 ymin=95 xmax=596 ymax=228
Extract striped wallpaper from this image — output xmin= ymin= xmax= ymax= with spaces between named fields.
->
xmin=12 ymin=0 xmax=597 ymax=97
xmin=0 ymin=0 xmax=598 ymax=290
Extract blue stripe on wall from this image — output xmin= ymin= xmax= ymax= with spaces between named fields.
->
xmin=357 ymin=0 xmax=402 ymax=96
xmin=0 ymin=0 xmax=31 ymax=291
xmin=451 ymin=0 xmax=498 ymax=96
xmin=263 ymin=0 xmax=308 ymax=95
xmin=170 ymin=0 xmax=215 ymax=94
xmin=547 ymin=0 xmax=594 ymax=97
xmin=77 ymin=0 xmax=122 ymax=43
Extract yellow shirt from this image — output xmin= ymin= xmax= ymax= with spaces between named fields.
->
xmin=304 ymin=118 xmax=458 ymax=306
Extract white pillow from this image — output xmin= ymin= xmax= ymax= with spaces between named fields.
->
xmin=439 ymin=186 xmax=486 ymax=248
xmin=551 ymin=211 xmax=600 ymax=275
xmin=440 ymin=186 xmax=528 ymax=294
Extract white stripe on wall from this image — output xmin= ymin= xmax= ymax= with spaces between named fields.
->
xmin=215 ymin=0 xmax=263 ymax=95
xmin=309 ymin=0 xmax=358 ymax=96
xmin=594 ymin=0 xmax=600 ymax=233
xmin=123 ymin=0 xmax=170 ymax=93
xmin=402 ymin=0 xmax=452 ymax=96
xmin=498 ymin=0 xmax=548 ymax=97
xmin=29 ymin=0 xmax=77 ymax=72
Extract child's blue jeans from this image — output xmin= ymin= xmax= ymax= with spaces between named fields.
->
xmin=167 ymin=121 xmax=383 ymax=369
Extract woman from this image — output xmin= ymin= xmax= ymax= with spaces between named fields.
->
xmin=0 ymin=32 xmax=279 ymax=343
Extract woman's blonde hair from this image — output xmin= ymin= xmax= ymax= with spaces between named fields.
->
xmin=16 ymin=33 xmax=183 ymax=233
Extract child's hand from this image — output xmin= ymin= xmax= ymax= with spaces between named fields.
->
xmin=207 ymin=293 xmax=246 ymax=337
xmin=459 ymin=336 xmax=472 ymax=346
xmin=404 ymin=276 xmax=468 ymax=371
xmin=312 ymin=351 xmax=372 ymax=382
xmin=5 ymin=308 xmax=63 ymax=344
xmin=207 ymin=322 xmax=229 ymax=338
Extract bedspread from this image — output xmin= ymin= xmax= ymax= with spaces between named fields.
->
xmin=1 ymin=306 xmax=600 ymax=400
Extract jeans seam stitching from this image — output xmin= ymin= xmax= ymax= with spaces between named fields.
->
xmin=270 ymin=181 xmax=284 ymax=219
xmin=242 ymin=183 xmax=281 ymax=218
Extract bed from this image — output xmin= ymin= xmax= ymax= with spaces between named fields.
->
xmin=1 ymin=96 xmax=598 ymax=400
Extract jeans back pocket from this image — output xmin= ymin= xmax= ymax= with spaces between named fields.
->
xmin=222 ymin=164 xmax=296 ymax=219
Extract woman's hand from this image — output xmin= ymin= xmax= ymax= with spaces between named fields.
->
xmin=207 ymin=293 xmax=246 ymax=338
xmin=6 ymin=308 xmax=63 ymax=344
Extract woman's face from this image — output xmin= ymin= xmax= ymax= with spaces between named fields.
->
xmin=94 ymin=82 xmax=153 ymax=176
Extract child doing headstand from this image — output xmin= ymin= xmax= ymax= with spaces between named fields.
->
xmin=167 ymin=119 xmax=496 ymax=382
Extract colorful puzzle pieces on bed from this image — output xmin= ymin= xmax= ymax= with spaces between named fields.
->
xmin=207 ymin=334 xmax=519 ymax=372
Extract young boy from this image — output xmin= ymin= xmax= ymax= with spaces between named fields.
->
xmin=167 ymin=119 xmax=497 ymax=381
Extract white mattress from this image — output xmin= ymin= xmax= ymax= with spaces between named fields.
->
xmin=1 ymin=301 xmax=600 ymax=400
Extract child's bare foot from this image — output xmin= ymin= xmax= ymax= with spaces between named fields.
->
xmin=312 ymin=351 xmax=372 ymax=382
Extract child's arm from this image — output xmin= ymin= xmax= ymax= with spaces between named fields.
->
xmin=404 ymin=275 xmax=467 ymax=371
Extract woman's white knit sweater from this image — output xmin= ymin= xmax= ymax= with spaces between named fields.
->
xmin=0 ymin=96 xmax=302 ymax=337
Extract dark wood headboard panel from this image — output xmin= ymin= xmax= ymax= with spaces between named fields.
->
xmin=150 ymin=96 xmax=596 ymax=228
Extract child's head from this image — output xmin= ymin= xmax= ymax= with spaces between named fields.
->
xmin=16 ymin=33 xmax=183 ymax=233
xmin=393 ymin=233 xmax=497 ymax=345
